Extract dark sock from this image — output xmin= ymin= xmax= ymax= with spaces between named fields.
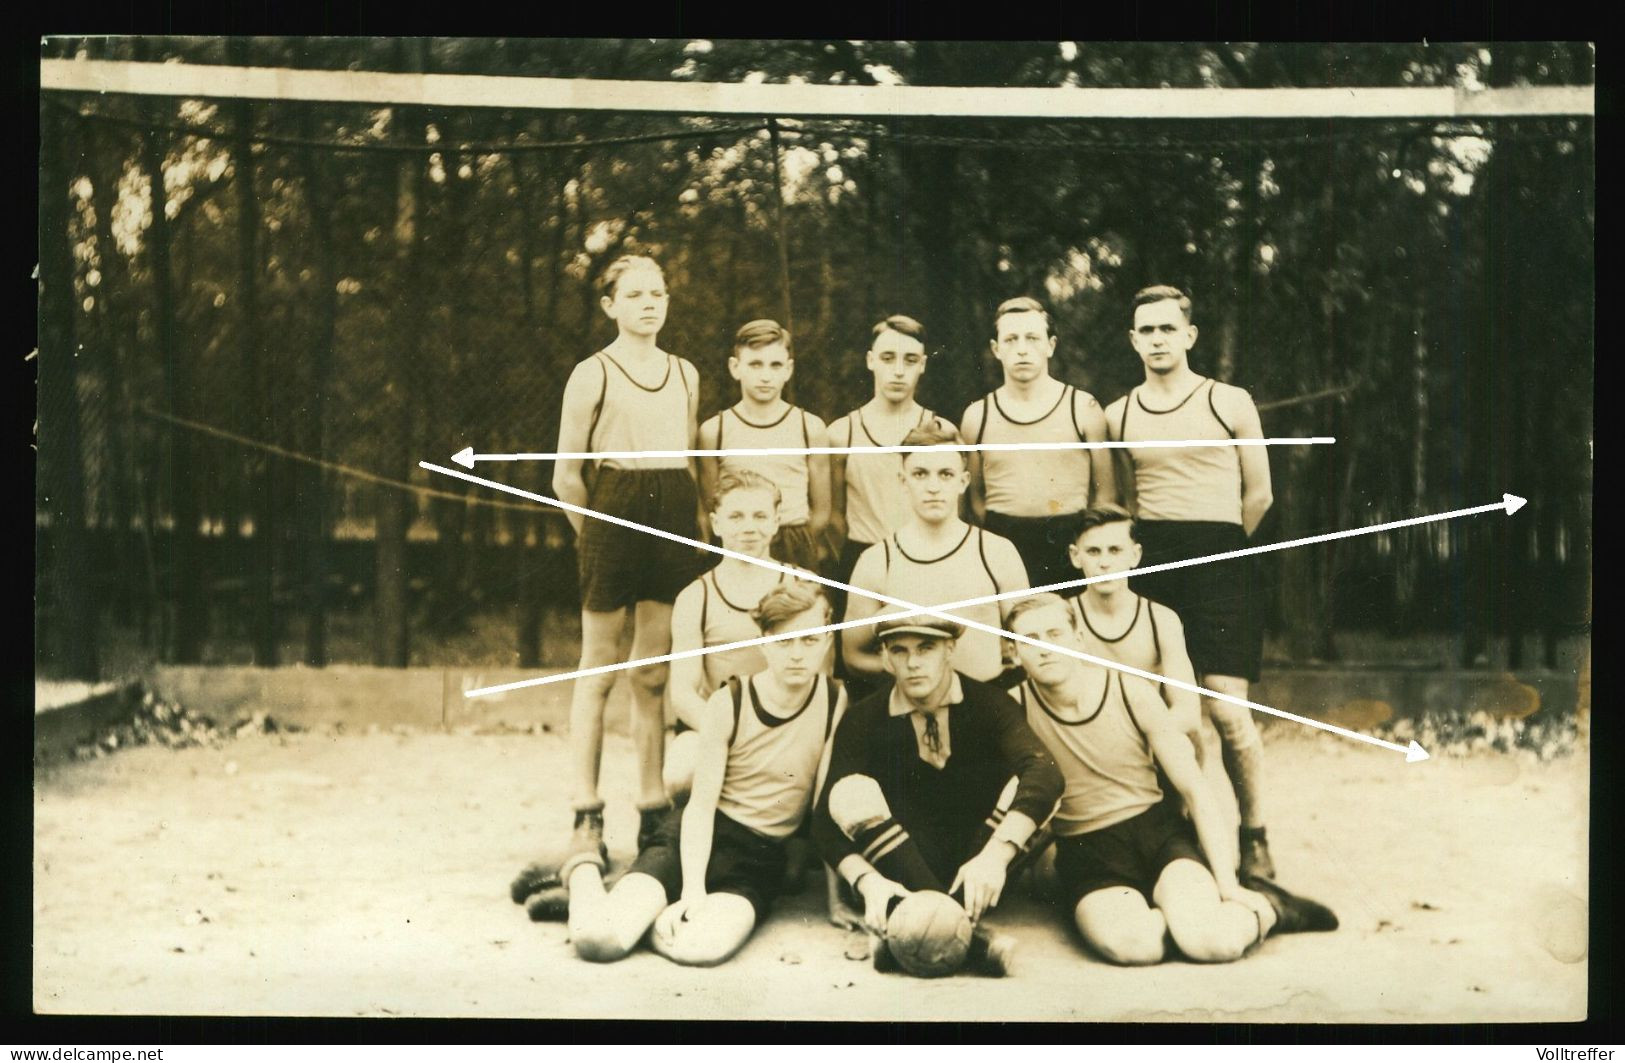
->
xmin=846 ymin=817 xmax=941 ymax=891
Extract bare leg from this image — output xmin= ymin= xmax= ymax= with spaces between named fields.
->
xmin=1152 ymin=858 xmax=1274 ymax=964
xmin=650 ymin=893 xmax=759 ymax=967
xmin=629 ymin=599 xmax=676 ymax=811
xmin=566 ymin=866 xmax=670 ymax=963
xmin=1203 ymin=674 xmax=1265 ymax=829
xmin=662 ymin=730 xmax=700 ymax=804
xmin=1073 ymin=887 xmax=1168 ymax=966
xmin=569 ymin=608 xmax=629 ymax=811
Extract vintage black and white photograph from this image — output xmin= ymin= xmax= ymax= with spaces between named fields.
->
xmin=34 ymin=38 xmax=1593 ymax=1023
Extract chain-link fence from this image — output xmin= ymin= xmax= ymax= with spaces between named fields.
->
xmin=37 ymin=40 xmax=1594 ymax=679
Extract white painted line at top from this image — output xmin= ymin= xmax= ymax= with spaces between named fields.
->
xmin=422 ymin=458 xmax=1520 ymax=759
xmin=449 ymin=437 xmax=1335 ymax=467
xmin=42 ymin=60 xmax=1596 ymax=119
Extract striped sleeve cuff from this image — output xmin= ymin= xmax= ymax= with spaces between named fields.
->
xmin=991 ymin=809 xmax=1038 ymax=850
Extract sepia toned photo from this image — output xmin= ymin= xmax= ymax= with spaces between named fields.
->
xmin=34 ymin=38 xmax=1593 ymax=1024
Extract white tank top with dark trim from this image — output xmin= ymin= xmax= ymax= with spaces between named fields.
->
xmin=1116 ymin=378 xmax=1244 ymax=525
xmin=974 ymin=385 xmax=1096 ymax=518
xmin=694 ymin=567 xmax=800 ymax=695
xmin=1069 ymin=594 xmax=1169 ymax=681
xmin=870 ymin=526 xmax=1008 ymax=682
xmin=842 ymin=405 xmax=949 ymax=546
xmin=585 ymin=351 xmax=694 ymax=471
xmin=716 ymin=674 xmax=841 ymax=839
xmin=718 ymin=405 xmax=813 ymax=525
xmin=1018 ymin=672 xmax=1163 ymax=836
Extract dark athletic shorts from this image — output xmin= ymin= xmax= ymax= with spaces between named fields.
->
xmin=1130 ymin=520 xmax=1262 ymax=683
xmin=1053 ymin=797 xmax=1206 ymax=907
xmin=983 ymin=509 xmax=1085 ymax=592
xmin=629 ymin=806 xmax=789 ymax=921
xmin=577 ymin=467 xmax=706 ymax=613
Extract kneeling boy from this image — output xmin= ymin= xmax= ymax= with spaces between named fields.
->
xmin=1007 ymin=593 xmax=1334 ymax=966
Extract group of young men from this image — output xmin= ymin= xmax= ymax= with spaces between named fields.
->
xmin=509 ymin=255 xmax=1336 ymax=976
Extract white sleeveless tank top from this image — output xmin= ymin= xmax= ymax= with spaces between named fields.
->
xmin=1019 ymin=672 xmax=1163 ymax=836
xmin=695 ymin=567 xmax=798 ymax=695
xmin=872 ymin=526 xmax=1009 ymax=682
xmin=716 ymin=674 xmax=840 ymax=839
xmin=1070 ymin=594 xmax=1167 ymax=677
xmin=717 ymin=405 xmax=812 ymax=525
xmin=974 ymin=385 xmax=1096 ymax=518
xmin=842 ymin=405 xmax=949 ymax=546
xmin=585 ymin=351 xmax=693 ymax=471
xmin=1116 ymin=378 xmax=1244 ymax=525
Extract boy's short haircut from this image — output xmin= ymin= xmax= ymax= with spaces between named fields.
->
xmin=1071 ymin=504 xmax=1138 ymax=544
xmin=899 ymin=421 xmax=966 ymax=469
xmin=871 ymin=314 xmax=926 ymax=346
xmin=1006 ymin=591 xmax=1078 ymax=635
xmin=597 ymin=254 xmax=664 ymax=300
xmin=1131 ymin=284 xmax=1193 ymax=322
xmin=751 ymin=581 xmax=832 ymax=634
xmin=993 ymin=296 xmax=1053 ymax=336
xmin=710 ymin=468 xmax=783 ymax=512
xmin=734 ymin=318 xmax=794 ymax=356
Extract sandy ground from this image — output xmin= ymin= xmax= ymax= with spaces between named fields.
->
xmin=34 ymin=725 xmax=1588 ymax=1023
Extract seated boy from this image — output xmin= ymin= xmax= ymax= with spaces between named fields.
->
xmin=558 ymin=582 xmax=846 ymax=966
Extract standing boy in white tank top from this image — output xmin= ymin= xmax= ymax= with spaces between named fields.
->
xmin=511 ymin=256 xmax=707 ymax=911
xmin=1007 ymin=594 xmax=1334 ymax=967
xmin=828 ymin=315 xmax=959 ymax=588
xmin=1104 ymin=285 xmax=1277 ymax=880
xmin=842 ymin=422 xmax=1029 ymax=692
xmin=961 ymin=296 xmax=1118 ymax=591
xmin=554 ymin=582 xmax=846 ymax=967
xmin=698 ymin=320 xmax=832 ymax=574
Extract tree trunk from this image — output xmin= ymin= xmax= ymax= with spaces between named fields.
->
xmin=142 ymin=105 xmax=204 ymax=663
xmin=232 ymin=54 xmax=277 ymax=666
xmin=38 ymin=103 xmax=100 ymax=680
xmin=298 ymin=106 xmax=337 ymax=667
xmin=375 ymin=43 xmax=429 ymax=667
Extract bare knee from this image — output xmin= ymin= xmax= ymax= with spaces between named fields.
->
xmin=629 ymin=663 xmax=669 ymax=702
xmin=1167 ymin=922 xmax=1246 ymax=964
xmin=1205 ymin=700 xmax=1260 ymax=748
xmin=1081 ymin=923 xmax=1166 ymax=966
xmin=1075 ymin=897 xmax=1166 ymax=966
xmin=827 ymin=775 xmax=890 ymax=839
xmin=571 ymin=913 xmax=634 ymax=964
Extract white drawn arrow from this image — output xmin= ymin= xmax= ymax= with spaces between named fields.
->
xmin=449 ymin=436 xmax=1335 ymax=468
xmin=422 ymin=459 xmax=1526 ymax=761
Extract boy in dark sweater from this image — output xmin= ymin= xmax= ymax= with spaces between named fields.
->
xmin=811 ymin=615 xmax=1064 ymax=975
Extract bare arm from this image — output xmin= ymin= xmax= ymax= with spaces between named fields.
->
xmin=990 ymin=537 xmax=1031 ymax=619
xmin=1150 ymin=602 xmax=1202 ymax=744
xmin=695 ymin=415 xmax=722 ymax=535
xmin=1078 ymin=393 xmax=1119 ymax=508
xmin=552 ymin=359 xmax=605 ymax=538
xmin=959 ymin=403 xmax=988 ymax=523
xmin=1223 ymin=386 xmax=1274 ymax=537
xmin=1126 ymin=675 xmax=1238 ymax=895
xmin=1102 ymin=397 xmax=1137 ymax=517
xmin=839 ymin=548 xmax=886 ymax=678
xmin=804 ymin=414 xmax=833 ymax=538
xmin=827 ymin=416 xmax=851 ymax=546
xmin=682 ymin=360 xmax=710 ymax=540
xmin=667 ymin=582 xmax=710 ymax=730
xmin=678 ymin=687 xmax=734 ymax=903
